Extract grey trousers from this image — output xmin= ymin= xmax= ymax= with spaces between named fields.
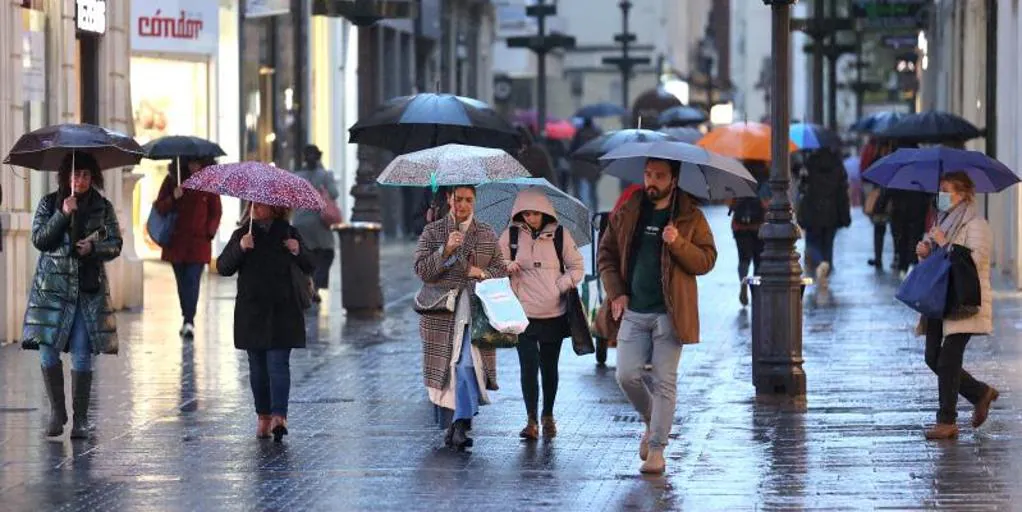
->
xmin=615 ymin=310 xmax=683 ymax=450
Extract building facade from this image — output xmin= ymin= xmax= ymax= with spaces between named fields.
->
xmin=1 ymin=0 xmax=141 ymax=344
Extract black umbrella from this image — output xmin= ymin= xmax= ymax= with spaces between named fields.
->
xmin=658 ymin=126 xmax=703 ymax=143
xmin=348 ymin=93 xmax=519 ymax=155
xmin=849 ymin=111 xmax=906 ymax=134
xmin=657 ymin=106 xmax=708 ymax=127
xmin=4 ymin=123 xmax=143 ymax=171
xmin=571 ymin=128 xmax=678 ymax=163
xmin=875 ymin=111 xmax=983 ymax=143
xmin=143 ymin=135 xmax=226 ymax=160
xmin=574 ymin=102 xmax=627 ymax=119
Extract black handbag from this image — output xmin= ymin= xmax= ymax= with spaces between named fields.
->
xmin=291 ymin=262 xmax=314 ymax=310
xmin=945 ymin=243 xmax=981 ymax=318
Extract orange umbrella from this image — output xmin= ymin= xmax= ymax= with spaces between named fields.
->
xmin=696 ymin=122 xmax=797 ymax=161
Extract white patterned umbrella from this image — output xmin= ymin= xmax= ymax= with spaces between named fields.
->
xmin=475 ymin=178 xmax=593 ymax=246
xmin=375 ymin=143 xmax=530 ymax=190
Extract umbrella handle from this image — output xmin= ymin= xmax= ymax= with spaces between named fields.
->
xmin=248 ymin=202 xmax=254 ymax=235
xmin=176 ymin=156 xmax=181 ymax=185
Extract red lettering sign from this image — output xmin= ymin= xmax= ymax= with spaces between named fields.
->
xmin=137 ymin=9 xmax=204 ymax=40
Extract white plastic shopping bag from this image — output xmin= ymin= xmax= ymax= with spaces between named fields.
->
xmin=474 ymin=277 xmax=529 ymax=335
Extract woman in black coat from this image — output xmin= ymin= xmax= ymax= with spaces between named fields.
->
xmin=217 ymin=202 xmax=315 ymax=442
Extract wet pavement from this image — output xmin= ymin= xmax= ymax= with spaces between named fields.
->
xmin=3 ymin=207 xmax=1022 ymax=511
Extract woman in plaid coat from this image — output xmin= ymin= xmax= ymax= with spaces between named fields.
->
xmin=414 ymin=185 xmax=508 ymax=451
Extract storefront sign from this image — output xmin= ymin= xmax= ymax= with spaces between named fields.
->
xmin=76 ymin=0 xmax=107 ymax=35
xmin=851 ymin=0 xmax=928 ymax=30
xmin=245 ymin=0 xmax=290 ymax=18
xmin=132 ymin=0 xmax=219 ymax=55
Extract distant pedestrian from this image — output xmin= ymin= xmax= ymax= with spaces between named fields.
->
xmin=23 ymin=152 xmax=123 ymax=439
xmin=597 ymin=158 xmax=718 ymax=474
xmin=796 ymin=148 xmax=851 ymax=289
xmin=153 ymin=157 xmax=222 ymax=337
xmin=728 ymin=161 xmax=769 ymax=306
xmin=514 ymin=126 xmax=557 ymax=184
xmin=860 ymin=139 xmax=891 ymax=269
xmin=498 ymin=189 xmax=585 ymax=441
xmin=914 ymin=172 xmax=998 ymax=440
xmin=569 ymin=118 xmax=603 ymax=210
xmin=292 ymin=145 xmax=340 ymax=303
xmin=413 ymin=185 xmax=509 ymax=451
xmin=217 ymin=202 xmax=315 ymax=442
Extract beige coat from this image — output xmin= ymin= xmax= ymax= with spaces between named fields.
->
xmin=916 ymin=203 xmax=993 ymax=337
xmin=497 ymin=189 xmax=585 ymax=319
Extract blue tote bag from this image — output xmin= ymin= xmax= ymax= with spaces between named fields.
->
xmin=146 ymin=208 xmax=177 ymax=248
xmin=895 ymin=246 xmax=952 ymax=318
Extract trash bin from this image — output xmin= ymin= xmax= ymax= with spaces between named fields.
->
xmin=334 ymin=222 xmax=383 ymax=317
xmin=746 ymin=276 xmax=813 ymax=383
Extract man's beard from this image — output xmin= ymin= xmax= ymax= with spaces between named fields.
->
xmin=645 ymin=186 xmax=671 ymax=201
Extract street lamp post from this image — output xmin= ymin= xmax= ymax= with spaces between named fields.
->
xmin=506 ymin=0 xmax=575 ymax=137
xmin=755 ymin=0 xmax=805 ymax=398
xmin=602 ymin=0 xmax=650 ymax=119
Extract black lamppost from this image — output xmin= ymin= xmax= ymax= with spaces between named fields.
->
xmin=755 ymin=0 xmax=805 ymax=398
xmin=602 ymin=0 xmax=650 ymax=117
xmin=507 ymin=0 xmax=575 ymax=137
xmin=698 ymin=32 xmax=718 ymax=110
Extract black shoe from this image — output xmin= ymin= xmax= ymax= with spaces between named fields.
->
xmin=69 ymin=371 xmax=92 ymax=440
xmin=42 ymin=364 xmax=67 ymax=437
xmin=450 ymin=419 xmax=472 ymax=451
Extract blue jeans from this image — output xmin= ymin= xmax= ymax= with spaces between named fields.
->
xmin=247 ymin=349 xmax=292 ymax=416
xmin=40 ymin=306 xmax=93 ymax=371
xmin=454 ymin=327 xmax=481 ymax=421
xmin=804 ymin=227 xmax=837 ymax=271
xmin=172 ymin=263 xmax=204 ymax=324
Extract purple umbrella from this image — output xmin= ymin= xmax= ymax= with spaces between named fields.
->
xmin=862 ymin=147 xmax=1019 ymax=193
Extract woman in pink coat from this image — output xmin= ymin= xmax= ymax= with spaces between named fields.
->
xmin=498 ymin=189 xmax=585 ymax=440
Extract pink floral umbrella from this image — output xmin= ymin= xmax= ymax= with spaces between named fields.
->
xmin=182 ymin=161 xmax=325 ymax=231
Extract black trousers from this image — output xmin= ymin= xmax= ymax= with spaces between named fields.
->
xmin=893 ymin=218 xmax=926 ymax=272
xmin=733 ymin=230 xmax=764 ymax=280
xmin=872 ymin=221 xmax=886 ymax=265
xmin=311 ymin=248 xmax=334 ymax=290
xmin=517 ymin=327 xmax=564 ymax=418
xmin=925 ymin=319 xmax=989 ymax=424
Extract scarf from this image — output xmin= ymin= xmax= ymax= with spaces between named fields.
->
xmin=934 ymin=199 xmax=980 ymax=246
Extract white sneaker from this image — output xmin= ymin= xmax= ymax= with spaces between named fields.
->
xmin=815 ymin=262 xmax=831 ymax=289
xmin=180 ymin=323 xmax=194 ymax=338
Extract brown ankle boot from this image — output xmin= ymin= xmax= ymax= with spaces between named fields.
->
xmin=519 ymin=417 xmax=539 ymax=440
xmin=973 ymin=387 xmax=999 ymax=428
xmin=925 ymin=423 xmax=959 ymax=440
xmin=541 ymin=416 xmax=557 ymax=438
xmin=256 ymin=415 xmax=272 ymax=439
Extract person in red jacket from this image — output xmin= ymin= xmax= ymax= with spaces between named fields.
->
xmin=153 ymin=157 xmax=223 ymax=337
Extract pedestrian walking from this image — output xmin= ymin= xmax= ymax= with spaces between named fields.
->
xmin=497 ymin=189 xmax=585 ymax=440
xmin=514 ymin=125 xmax=557 ymax=184
xmin=914 ymin=172 xmax=999 ymax=440
xmin=569 ymin=118 xmax=603 ymax=210
xmin=796 ymin=148 xmax=851 ymax=288
xmin=728 ymin=161 xmax=769 ymax=306
xmin=23 ymin=152 xmax=123 ymax=439
xmin=860 ymin=139 xmax=891 ymax=269
xmin=216 ymin=202 xmax=315 ymax=442
xmin=153 ymin=157 xmax=222 ymax=337
xmin=413 ymin=185 xmax=509 ymax=451
xmin=596 ymin=158 xmax=718 ymax=474
xmin=292 ymin=145 xmax=340 ymax=302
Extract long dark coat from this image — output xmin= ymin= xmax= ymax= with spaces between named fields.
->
xmin=21 ymin=191 xmax=122 ymax=354
xmin=216 ymin=219 xmax=315 ymax=351
xmin=414 ymin=216 xmax=509 ymax=391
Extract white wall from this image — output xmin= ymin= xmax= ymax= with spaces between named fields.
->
xmin=731 ymin=0 xmax=774 ymax=123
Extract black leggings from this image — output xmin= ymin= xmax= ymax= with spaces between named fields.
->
xmin=924 ymin=320 xmax=989 ymax=424
xmin=517 ymin=332 xmax=564 ymax=418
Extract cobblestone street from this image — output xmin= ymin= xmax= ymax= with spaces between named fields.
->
xmin=2 ymin=206 xmax=1022 ymax=511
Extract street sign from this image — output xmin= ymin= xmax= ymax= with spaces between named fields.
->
xmin=851 ymin=0 xmax=928 ymax=30
xmin=602 ymin=56 xmax=651 ymax=68
xmin=507 ymin=33 xmax=575 ymax=52
xmin=882 ymin=33 xmax=918 ymax=49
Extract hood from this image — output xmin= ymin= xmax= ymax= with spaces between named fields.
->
xmin=511 ymin=188 xmax=557 ymax=221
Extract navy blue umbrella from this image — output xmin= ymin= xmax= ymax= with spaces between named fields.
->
xmin=850 ymin=111 xmax=906 ymax=134
xmin=143 ymin=135 xmax=226 ymax=160
xmin=574 ymin=102 xmax=627 ymax=119
xmin=657 ymin=106 xmax=707 ymax=127
xmin=571 ymin=128 xmax=678 ymax=163
xmin=349 ymin=93 xmax=519 ymax=155
xmin=875 ymin=111 xmax=982 ymax=143
xmin=4 ymin=123 xmax=143 ymax=171
xmin=790 ymin=123 xmax=841 ymax=150
xmin=863 ymin=147 xmax=1019 ymax=193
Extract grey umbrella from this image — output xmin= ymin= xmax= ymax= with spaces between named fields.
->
xmin=599 ymin=141 xmax=758 ymax=200
xmin=475 ymin=178 xmax=592 ymax=246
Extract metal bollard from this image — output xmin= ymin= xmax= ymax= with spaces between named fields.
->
xmin=334 ymin=222 xmax=384 ymax=317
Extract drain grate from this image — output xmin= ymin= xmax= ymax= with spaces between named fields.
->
xmin=612 ymin=414 xmax=686 ymax=425
xmin=289 ymin=397 xmax=356 ymax=404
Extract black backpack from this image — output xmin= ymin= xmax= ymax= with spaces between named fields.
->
xmin=509 ymin=225 xmax=566 ymax=273
xmin=731 ymin=197 xmax=765 ymax=225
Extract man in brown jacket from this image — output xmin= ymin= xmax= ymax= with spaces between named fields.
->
xmin=597 ymin=158 xmax=717 ymax=474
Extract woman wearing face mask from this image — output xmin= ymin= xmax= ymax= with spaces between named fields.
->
xmin=217 ymin=202 xmax=315 ymax=442
xmin=914 ymin=172 xmax=998 ymax=440
xmin=498 ymin=189 xmax=585 ymax=440
xmin=23 ymin=152 xmax=123 ymax=439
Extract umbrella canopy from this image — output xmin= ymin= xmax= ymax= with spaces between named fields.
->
xmin=348 ymin=93 xmax=519 ymax=155
xmin=850 ymin=111 xmax=907 ymax=134
xmin=657 ymin=106 xmax=708 ymax=127
xmin=513 ymin=111 xmax=577 ymax=140
xmin=475 ymin=177 xmax=592 ymax=245
xmin=571 ymin=128 xmax=678 ymax=163
xmin=574 ymin=102 xmax=627 ymax=119
xmin=862 ymin=147 xmax=1019 ymax=193
xmin=599 ymin=141 xmax=758 ymax=200
xmin=697 ymin=122 xmax=797 ymax=161
xmin=875 ymin=111 xmax=983 ymax=144
xmin=789 ymin=123 xmax=842 ymax=150
xmin=4 ymin=123 xmax=144 ymax=170
xmin=182 ymin=161 xmax=325 ymax=210
xmin=658 ymin=126 xmax=703 ymax=144
xmin=142 ymin=135 xmax=226 ymax=160
xmin=376 ymin=143 xmax=530 ymax=189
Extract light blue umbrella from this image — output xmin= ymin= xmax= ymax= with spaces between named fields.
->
xmin=599 ymin=141 xmax=758 ymax=200
xmin=475 ymin=178 xmax=593 ymax=246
